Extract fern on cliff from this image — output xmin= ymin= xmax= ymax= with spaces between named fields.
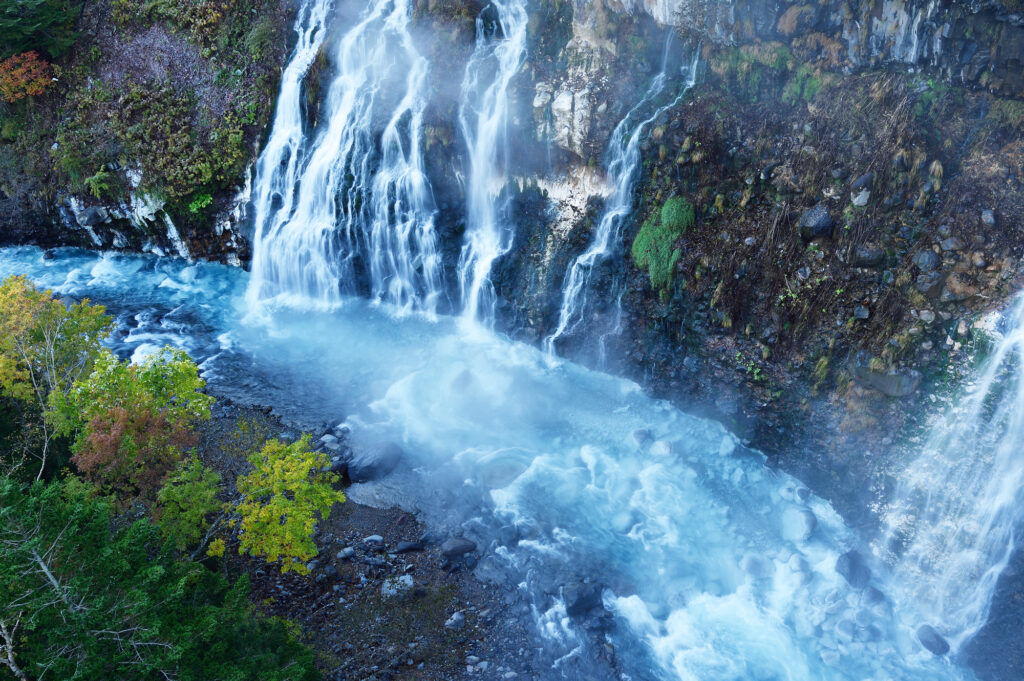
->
xmin=631 ymin=197 xmax=694 ymax=291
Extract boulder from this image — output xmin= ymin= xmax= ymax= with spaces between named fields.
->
xmin=915 ymin=271 xmax=946 ymax=297
xmin=852 ymin=245 xmax=885 ymax=268
xmin=319 ymin=434 xmax=342 ymax=452
xmin=940 ymin=273 xmax=978 ymax=303
xmin=441 ymin=537 xmax=476 ymax=560
xmin=851 ymin=172 xmax=875 ymax=191
xmin=630 ymin=428 xmax=653 ymax=448
xmin=940 ymin=237 xmax=965 ymax=252
xmin=394 ymin=540 xmax=424 ymax=554
xmin=917 ymin=624 xmax=950 ymax=656
xmin=75 ymin=206 xmax=109 ymax=227
xmin=381 ymin=574 xmax=414 ymax=598
xmin=836 ymin=550 xmax=872 ymax=589
xmin=912 ymin=250 xmax=941 ymax=271
xmin=798 ymin=204 xmax=834 ymax=241
xmin=347 ymin=441 xmax=403 ymax=482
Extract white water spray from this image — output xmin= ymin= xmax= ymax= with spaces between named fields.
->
xmin=247 ymin=0 xmax=442 ymax=314
xmin=544 ymin=44 xmax=699 ymax=353
xmin=882 ymin=296 xmax=1024 ymax=652
xmin=0 ymin=244 xmax=978 ymax=681
xmin=457 ymin=0 xmax=529 ymax=326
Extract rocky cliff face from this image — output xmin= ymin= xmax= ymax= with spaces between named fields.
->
xmin=0 ymin=0 xmax=294 ymax=263
xmin=635 ymin=0 xmax=1024 ymax=97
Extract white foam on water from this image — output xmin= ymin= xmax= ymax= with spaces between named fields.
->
xmin=0 ymin=246 xmax=983 ymax=681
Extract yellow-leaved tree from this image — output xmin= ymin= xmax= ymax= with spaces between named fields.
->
xmin=0 ymin=275 xmax=111 ymax=479
xmin=235 ymin=435 xmax=345 ymax=574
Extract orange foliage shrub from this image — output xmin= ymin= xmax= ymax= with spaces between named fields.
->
xmin=72 ymin=406 xmax=198 ymax=500
xmin=0 ymin=51 xmax=53 ymax=102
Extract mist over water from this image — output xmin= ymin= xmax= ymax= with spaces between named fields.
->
xmin=0 ymin=245 xmax=986 ymax=681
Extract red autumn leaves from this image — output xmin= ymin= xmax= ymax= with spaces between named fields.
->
xmin=0 ymin=51 xmax=53 ymax=102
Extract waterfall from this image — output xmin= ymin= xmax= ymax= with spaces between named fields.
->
xmin=247 ymin=0 xmax=442 ymax=315
xmin=881 ymin=295 xmax=1024 ymax=652
xmin=457 ymin=0 xmax=529 ymax=326
xmin=544 ymin=43 xmax=699 ymax=354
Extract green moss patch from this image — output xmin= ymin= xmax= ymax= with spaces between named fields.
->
xmin=631 ymin=197 xmax=695 ymax=290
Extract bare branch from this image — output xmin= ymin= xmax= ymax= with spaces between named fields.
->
xmin=0 ymin=615 xmax=28 ymax=681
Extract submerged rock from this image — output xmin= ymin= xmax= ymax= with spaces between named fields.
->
xmin=917 ymin=624 xmax=950 ymax=656
xmin=782 ymin=507 xmax=817 ymax=543
xmin=563 ymin=582 xmax=603 ymax=618
xmin=836 ymin=550 xmax=872 ymax=589
xmin=347 ymin=441 xmax=404 ymax=482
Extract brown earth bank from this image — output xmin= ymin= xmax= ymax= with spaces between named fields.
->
xmin=196 ymin=399 xmax=545 ymax=681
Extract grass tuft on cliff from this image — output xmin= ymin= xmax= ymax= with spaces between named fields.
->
xmin=632 ymin=196 xmax=694 ymax=291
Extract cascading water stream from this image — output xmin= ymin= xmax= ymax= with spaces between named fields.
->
xmin=880 ymin=296 xmax=1024 ymax=652
xmin=457 ymin=0 xmax=529 ymax=327
xmin=0 ymin=246 xmax=982 ymax=681
xmin=544 ymin=42 xmax=699 ymax=354
xmin=247 ymin=0 xmax=442 ymax=314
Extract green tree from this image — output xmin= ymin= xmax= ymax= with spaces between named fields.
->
xmin=0 ymin=0 xmax=80 ymax=58
xmin=156 ymin=456 xmax=223 ymax=555
xmin=236 ymin=435 xmax=345 ymax=574
xmin=52 ymin=347 xmax=214 ymax=500
xmin=0 ymin=475 xmax=320 ymax=681
xmin=0 ymin=275 xmax=111 ymax=480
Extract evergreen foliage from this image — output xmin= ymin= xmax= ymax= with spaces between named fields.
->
xmin=0 ymin=0 xmax=78 ymax=58
xmin=156 ymin=456 xmax=223 ymax=552
xmin=0 ymin=476 xmax=319 ymax=681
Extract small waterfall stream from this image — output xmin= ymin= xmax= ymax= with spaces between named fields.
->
xmin=247 ymin=0 xmax=442 ymax=314
xmin=544 ymin=41 xmax=699 ymax=355
xmin=456 ymin=0 xmax=529 ymax=327
xmin=881 ymin=296 xmax=1024 ymax=652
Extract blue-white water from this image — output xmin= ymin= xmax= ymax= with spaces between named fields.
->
xmin=457 ymin=0 xmax=529 ymax=326
xmin=248 ymin=0 xmax=442 ymax=314
xmin=8 ymin=0 xmax=1020 ymax=677
xmin=0 ymin=246 xmax=980 ymax=681
xmin=880 ymin=297 xmax=1024 ymax=654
